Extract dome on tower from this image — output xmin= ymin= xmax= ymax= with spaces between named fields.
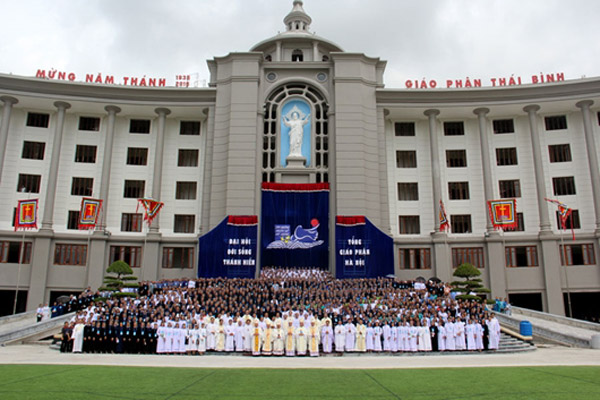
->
xmin=251 ymin=0 xmax=343 ymax=55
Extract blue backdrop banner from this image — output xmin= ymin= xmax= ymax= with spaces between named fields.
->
xmin=261 ymin=183 xmax=329 ymax=269
xmin=335 ymin=216 xmax=394 ymax=279
xmin=198 ymin=216 xmax=258 ymax=278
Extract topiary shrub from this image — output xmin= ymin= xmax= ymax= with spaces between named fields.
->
xmin=452 ymin=263 xmax=491 ymax=303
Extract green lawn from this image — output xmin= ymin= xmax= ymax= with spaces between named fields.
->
xmin=0 ymin=365 xmax=598 ymax=399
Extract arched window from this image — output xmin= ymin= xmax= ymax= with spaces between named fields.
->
xmin=292 ymin=49 xmax=304 ymax=62
xmin=262 ymin=84 xmax=329 ymax=183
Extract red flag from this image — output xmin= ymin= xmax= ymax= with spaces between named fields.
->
xmin=78 ymin=198 xmax=103 ymax=230
xmin=137 ymin=198 xmax=164 ymax=226
xmin=439 ymin=200 xmax=450 ymax=232
xmin=487 ymin=199 xmax=517 ymax=230
xmin=545 ymin=198 xmax=575 ymax=240
xmin=15 ymin=199 xmax=38 ymax=231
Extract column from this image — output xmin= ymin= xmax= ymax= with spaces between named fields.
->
xmin=576 ymin=100 xmax=600 ymax=232
xmin=0 ymin=96 xmax=18 ymax=182
xmin=474 ymin=107 xmax=506 ymax=298
xmin=150 ymin=107 xmax=170 ymax=232
xmin=523 ymin=104 xmax=564 ymax=315
xmin=424 ymin=109 xmax=451 ymax=282
xmin=424 ymin=109 xmax=442 ymax=232
xmin=41 ymin=101 xmax=71 ymax=230
xmin=275 ymin=41 xmax=282 ymax=62
xmin=86 ymin=105 xmax=121 ymax=292
xmin=523 ymin=105 xmax=551 ymax=232
xmin=312 ymin=41 xmax=319 ymax=61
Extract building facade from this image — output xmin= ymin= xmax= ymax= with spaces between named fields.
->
xmin=1 ymin=1 xmax=599 ymax=318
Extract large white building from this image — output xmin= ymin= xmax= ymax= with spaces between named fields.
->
xmin=0 ymin=1 xmax=599 ymax=320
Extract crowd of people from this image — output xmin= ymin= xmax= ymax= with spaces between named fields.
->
xmin=60 ymin=268 xmax=502 ymax=356
xmin=37 ymin=288 xmax=97 ymax=322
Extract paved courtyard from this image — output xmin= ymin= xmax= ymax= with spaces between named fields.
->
xmin=0 ymin=344 xmax=598 ymax=369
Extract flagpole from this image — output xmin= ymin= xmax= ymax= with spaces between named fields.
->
xmin=560 ymin=229 xmax=573 ymax=318
xmin=13 ymin=188 xmax=30 ymax=315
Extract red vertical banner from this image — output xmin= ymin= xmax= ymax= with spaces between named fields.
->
xmin=14 ymin=199 xmax=39 ymax=231
xmin=439 ymin=200 xmax=450 ymax=232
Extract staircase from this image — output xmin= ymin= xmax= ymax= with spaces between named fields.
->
xmin=497 ymin=332 xmax=536 ymax=353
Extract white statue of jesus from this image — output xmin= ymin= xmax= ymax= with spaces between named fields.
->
xmin=283 ymin=108 xmax=310 ymax=158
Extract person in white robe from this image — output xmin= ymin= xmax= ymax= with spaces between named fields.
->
xmin=262 ymin=322 xmax=274 ymax=355
xmin=417 ymin=322 xmax=427 ymax=351
xmin=243 ymin=318 xmax=253 ymax=352
xmin=234 ymin=319 xmax=245 ymax=352
xmin=355 ymin=320 xmax=367 ymax=352
xmin=475 ymin=320 xmax=484 ymax=351
xmin=373 ymin=321 xmax=383 ymax=352
xmin=272 ymin=322 xmax=285 ymax=356
xmin=295 ymin=320 xmax=308 ymax=355
xmin=487 ymin=316 xmax=501 ymax=350
xmin=436 ymin=320 xmax=446 ymax=351
xmin=334 ymin=320 xmax=345 ymax=353
xmin=198 ymin=322 xmax=207 ymax=354
xmin=382 ymin=321 xmax=392 ymax=352
xmin=344 ymin=321 xmax=356 ymax=352
xmin=391 ymin=323 xmax=399 ymax=353
xmin=72 ymin=320 xmax=85 ymax=353
xmin=206 ymin=317 xmax=217 ymax=350
xmin=321 ymin=319 xmax=334 ymax=353
xmin=365 ymin=322 xmax=375 ymax=352
xmin=215 ymin=319 xmax=226 ymax=352
xmin=308 ymin=320 xmax=320 ymax=356
xmin=187 ymin=322 xmax=199 ymax=354
xmin=408 ymin=321 xmax=418 ymax=352
xmin=466 ymin=320 xmax=477 ymax=350
xmin=455 ymin=319 xmax=466 ymax=350
xmin=164 ymin=323 xmax=174 ymax=354
xmin=225 ymin=320 xmax=236 ymax=352
xmin=156 ymin=322 xmax=167 ymax=354
xmin=445 ymin=319 xmax=456 ymax=351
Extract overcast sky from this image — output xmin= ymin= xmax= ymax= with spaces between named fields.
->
xmin=1 ymin=0 xmax=599 ymax=88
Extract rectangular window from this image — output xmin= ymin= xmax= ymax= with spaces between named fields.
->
xmin=448 ymin=182 xmax=470 ymax=200
xmin=548 ymin=144 xmax=572 ymax=163
xmin=175 ymin=182 xmax=197 ymax=200
xmin=71 ymin=177 xmax=93 ymax=196
xmin=394 ymin=122 xmax=415 ymax=136
xmin=560 ymin=244 xmax=595 ymax=266
xmin=0 ymin=241 xmax=32 ymax=264
xmin=130 ymin=119 xmax=151 ymax=134
xmin=110 ymin=246 xmax=142 ymax=268
xmin=180 ymin=121 xmax=201 ymax=136
xmin=444 ymin=121 xmax=464 ymax=136
xmin=452 ymin=247 xmax=484 ymax=268
xmin=26 ymin=112 xmax=50 ymax=128
xmin=496 ymin=147 xmax=518 ymax=166
xmin=506 ymin=246 xmax=538 ymax=267
xmin=126 ymin=147 xmax=148 ymax=165
xmin=120 ymin=213 xmax=143 ymax=232
xmin=123 ymin=180 xmax=145 ymax=198
xmin=162 ymin=247 xmax=194 ymax=269
xmin=492 ymin=119 xmax=514 ymax=134
xmin=74 ymin=145 xmax=97 ymax=163
xmin=396 ymin=150 xmax=417 ymax=168
xmin=556 ymin=209 xmax=580 ymax=229
xmin=78 ymin=117 xmax=100 ymax=131
xmin=451 ymin=215 xmax=472 ymax=233
xmin=446 ymin=150 xmax=467 ymax=167
xmin=398 ymin=215 xmax=420 ymax=234
xmin=499 ymin=179 xmax=521 ymax=198
xmin=67 ymin=210 xmax=80 ymax=230
xmin=21 ymin=141 xmax=46 ymax=160
xmin=178 ymin=149 xmax=199 ymax=167
xmin=174 ymin=215 xmax=196 ymax=233
xmin=54 ymin=244 xmax=87 ymax=266
xmin=552 ymin=176 xmax=576 ymax=195
xmin=504 ymin=212 xmax=525 ymax=232
xmin=17 ymin=174 xmax=41 ymax=193
xmin=399 ymin=248 xmax=431 ymax=270
xmin=397 ymin=182 xmax=419 ymax=201
xmin=545 ymin=115 xmax=567 ymax=131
